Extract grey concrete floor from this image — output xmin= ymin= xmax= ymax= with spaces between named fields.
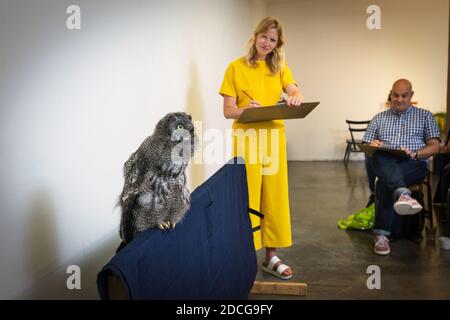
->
xmin=249 ymin=161 xmax=450 ymax=300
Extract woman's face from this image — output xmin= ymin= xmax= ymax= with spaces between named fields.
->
xmin=255 ymin=27 xmax=279 ymax=60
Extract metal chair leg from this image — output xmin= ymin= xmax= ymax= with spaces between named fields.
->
xmin=344 ymin=143 xmax=350 ymax=166
xmin=425 ymin=179 xmax=436 ymax=241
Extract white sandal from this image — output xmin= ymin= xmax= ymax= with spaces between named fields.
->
xmin=261 ymin=256 xmax=293 ymax=280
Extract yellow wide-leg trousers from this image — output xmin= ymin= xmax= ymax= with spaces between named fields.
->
xmin=232 ymin=121 xmax=292 ymax=251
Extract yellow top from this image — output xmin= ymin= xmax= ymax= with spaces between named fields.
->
xmin=219 ymin=57 xmax=297 ymax=126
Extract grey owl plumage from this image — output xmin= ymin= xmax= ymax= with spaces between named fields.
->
xmin=118 ymin=112 xmax=197 ymax=244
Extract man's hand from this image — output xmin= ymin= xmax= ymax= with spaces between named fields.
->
xmin=400 ymin=147 xmax=416 ymax=159
xmin=369 ymin=140 xmax=384 ymax=147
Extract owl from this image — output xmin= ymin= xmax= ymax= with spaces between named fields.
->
xmin=118 ymin=112 xmax=198 ymax=244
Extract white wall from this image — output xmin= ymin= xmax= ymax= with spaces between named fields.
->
xmin=0 ymin=0 xmax=255 ymax=299
xmin=251 ymin=0 xmax=268 ymax=27
xmin=267 ymin=0 xmax=449 ymax=160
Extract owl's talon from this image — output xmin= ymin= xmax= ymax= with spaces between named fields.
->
xmin=171 ymin=222 xmax=176 ymax=229
xmin=159 ymin=221 xmax=170 ymax=230
xmin=158 ymin=223 xmax=166 ymax=230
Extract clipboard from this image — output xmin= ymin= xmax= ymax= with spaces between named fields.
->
xmin=360 ymin=144 xmax=409 ymax=158
xmin=237 ymin=102 xmax=320 ymax=123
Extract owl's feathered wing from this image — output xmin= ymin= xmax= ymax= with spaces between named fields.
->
xmin=118 ymin=151 xmax=141 ymax=242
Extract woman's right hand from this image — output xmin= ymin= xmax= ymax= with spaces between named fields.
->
xmin=247 ymin=100 xmax=261 ymax=108
xmin=223 ymin=95 xmax=262 ymax=119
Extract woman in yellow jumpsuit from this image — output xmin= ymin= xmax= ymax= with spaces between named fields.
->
xmin=219 ymin=17 xmax=304 ymax=280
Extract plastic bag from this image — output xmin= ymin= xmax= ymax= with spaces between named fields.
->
xmin=338 ymin=203 xmax=375 ymax=230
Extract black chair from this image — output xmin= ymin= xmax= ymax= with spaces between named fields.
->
xmin=407 ymin=173 xmax=436 ymax=241
xmin=344 ymin=120 xmax=371 ymax=166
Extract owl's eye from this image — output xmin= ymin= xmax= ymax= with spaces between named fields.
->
xmin=177 ymin=124 xmax=184 ymax=130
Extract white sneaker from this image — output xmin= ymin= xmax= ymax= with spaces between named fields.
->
xmin=393 ymin=193 xmax=422 ymax=215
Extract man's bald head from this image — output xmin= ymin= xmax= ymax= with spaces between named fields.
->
xmin=390 ymin=79 xmax=414 ymax=113
xmin=392 ymin=79 xmax=413 ymax=92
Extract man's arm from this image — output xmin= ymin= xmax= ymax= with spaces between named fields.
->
xmin=416 ymin=112 xmax=441 ymax=158
xmin=402 ymin=138 xmax=440 ymax=159
xmin=362 ymin=116 xmax=378 ymax=145
xmin=415 ymin=138 xmax=440 ymax=159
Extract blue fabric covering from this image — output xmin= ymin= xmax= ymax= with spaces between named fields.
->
xmin=97 ymin=158 xmax=257 ymax=300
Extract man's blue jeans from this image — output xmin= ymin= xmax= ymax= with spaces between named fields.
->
xmin=367 ymin=151 xmax=428 ymax=236
xmin=365 ymin=155 xmax=376 ymax=195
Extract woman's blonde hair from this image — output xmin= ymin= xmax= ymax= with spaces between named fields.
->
xmin=245 ymin=17 xmax=286 ymax=74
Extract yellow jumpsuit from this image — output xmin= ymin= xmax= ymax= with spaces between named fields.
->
xmin=219 ymin=57 xmax=296 ymax=250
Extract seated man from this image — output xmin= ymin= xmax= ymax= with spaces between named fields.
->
xmin=363 ymin=79 xmax=440 ymax=255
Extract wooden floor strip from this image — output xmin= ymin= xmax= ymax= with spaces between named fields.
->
xmin=251 ymin=281 xmax=307 ymax=296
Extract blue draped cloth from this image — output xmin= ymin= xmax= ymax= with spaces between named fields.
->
xmin=97 ymin=158 xmax=257 ymax=299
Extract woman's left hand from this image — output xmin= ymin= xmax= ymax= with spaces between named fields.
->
xmin=286 ymin=95 xmax=303 ymax=107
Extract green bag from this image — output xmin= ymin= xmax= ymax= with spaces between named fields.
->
xmin=338 ymin=203 xmax=375 ymax=230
